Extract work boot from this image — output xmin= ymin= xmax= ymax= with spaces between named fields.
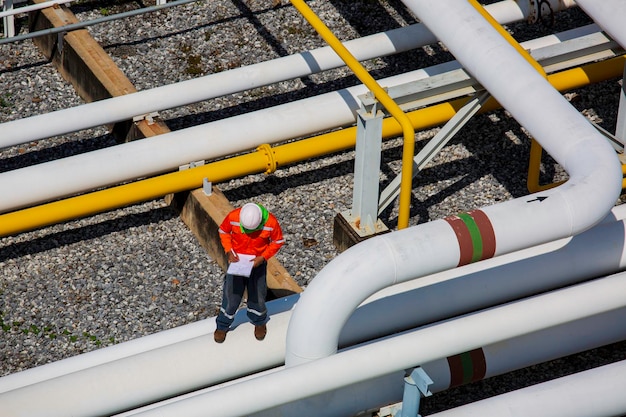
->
xmin=214 ymin=329 xmax=227 ymax=343
xmin=254 ymin=324 xmax=267 ymax=341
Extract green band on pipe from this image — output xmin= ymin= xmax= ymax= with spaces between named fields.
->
xmin=457 ymin=212 xmax=483 ymax=263
xmin=460 ymin=351 xmax=475 ymax=385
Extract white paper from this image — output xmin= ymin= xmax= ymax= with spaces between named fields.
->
xmin=226 ymin=254 xmax=256 ymax=277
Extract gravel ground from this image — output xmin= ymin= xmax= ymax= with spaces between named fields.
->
xmin=1 ymin=0 xmax=625 ymax=415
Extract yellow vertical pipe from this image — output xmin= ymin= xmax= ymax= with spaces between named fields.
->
xmin=288 ymin=0 xmax=416 ymax=229
xmin=527 ymin=138 xmax=565 ymax=192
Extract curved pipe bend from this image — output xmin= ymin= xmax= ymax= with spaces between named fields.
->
xmin=285 ymin=0 xmax=623 ymax=366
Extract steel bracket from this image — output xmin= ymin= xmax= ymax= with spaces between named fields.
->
xmin=132 ymin=111 xmax=160 ymax=125
xmin=178 ymin=160 xmax=205 ymax=171
xmin=378 ymin=367 xmax=433 ymax=417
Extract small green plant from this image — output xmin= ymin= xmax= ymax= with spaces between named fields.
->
xmin=286 ymin=26 xmax=305 ymax=35
xmin=186 ymin=54 xmax=203 ymax=75
xmin=0 ymin=93 xmax=12 ymax=108
xmin=99 ymin=7 xmax=110 ymax=16
xmin=0 ymin=313 xmax=113 ymax=347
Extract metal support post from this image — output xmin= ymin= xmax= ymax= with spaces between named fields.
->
xmin=341 ymin=104 xmax=388 ymax=236
xmin=378 ymin=91 xmax=491 ymax=214
xmin=399 ymin=367 xmax=433 ymax=417
xmin=2 ymin=0 xmax=15 ymax=38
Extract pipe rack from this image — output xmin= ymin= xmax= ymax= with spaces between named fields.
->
xmin=1 ymin=1 xmax=625 ymax=416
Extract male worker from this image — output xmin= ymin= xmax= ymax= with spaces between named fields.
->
xmin=214 ymin=202 xmax=285 ymax=343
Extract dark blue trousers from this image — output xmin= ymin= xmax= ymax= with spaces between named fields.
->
xmin=216 ymin=262 xmax=268 ymax=331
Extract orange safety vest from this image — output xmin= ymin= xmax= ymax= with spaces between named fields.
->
xmin=219 ymin=207 xmax=285 ymax=260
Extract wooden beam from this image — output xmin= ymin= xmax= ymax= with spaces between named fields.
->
xmin=27 ymin=0 xmax=302 ymax=297
xmin=170 ymin=188 xmax=302 ymax=298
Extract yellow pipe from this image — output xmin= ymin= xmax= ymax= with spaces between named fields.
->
xmin=289 ymin=0 xmax=416 ymax=229
xmin=1 ymin=56 xmax=624 ymax=238
xmin=528 ymin=55 xmax=626 ymax=192
xmin=527 ymin=138 xmax=565 ymax=192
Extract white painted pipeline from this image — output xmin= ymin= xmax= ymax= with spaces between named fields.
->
xmin=0 ymin=296 xmax=298 ymax=393
xmin=0 ymin=0 xmax=576 ymax=148
xmin=100 ymin=272 xmax=626 ymax=417
xmin=0 ymin=0 xmax=73 ymax=19
xmin=0 ymin=23 xmax=606 ymax=215
xmin=0 ymin=67 xmax=445 ymax=214
xmin=284 ymin=0 xmax=624 ymax=367
xmin=575 ymin=0 xmax=626 ymax=50
xmin=341 ymin=204 xmax=626 ymax=346
xmin=0 ymin=311 xmax=291 ymax=417
xmin=421 ymin=306 xmax=626 ymax=393
xmin=427 ymin=360 xmax=626 ymax=417
xmin=113 ymin=306 xmax=626 ymax=417
xmin=3 ymin=206 xmax=626 ymax=416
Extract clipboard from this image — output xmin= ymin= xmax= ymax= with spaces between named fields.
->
xmin=226 ymin=253 xmax=256 ymax=277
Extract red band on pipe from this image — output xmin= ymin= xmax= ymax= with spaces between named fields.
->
xmin=468 ymin=209 xmax=496 ymax=259
xmin=447 ymin=348 xmax=487 ymax=388
xmin=444 ymin=215 xmax=474 ymax=266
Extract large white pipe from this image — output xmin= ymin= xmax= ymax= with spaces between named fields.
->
xmin=575 ymin=0 xmax=626 ymax=50
xmin=0 ymin=0 xmax=576 ymax=148
xmin=342 ymin=204 xmax=626 ymax=345
xmin=284 ymin=0 xmax=623 ymax=367
xmin=1 ymin=202 xmax=623 ymax=386
xmin=0 ymin=22 xmax=607 ymax=214
xmin=0 ymin=296 xmax=299 ymax=393
xmin=0 ymin=20 xmax=604 ymax=214
xmin=0 ymin=0 xmax=73 ymax=19
xmin=113 ymin=306 xmax=626 ymax=417
xmin=105 ymin=272 xmax=626 ymax=417
xmin=421 ymin=306 xmax=626 ymax=393
xmin=3 ymin=207 xmax=626 ymax=416
xmin=0 ymin=66 xmax=449 ymax=214
xmin=427 ymin=360 xmax=626 ymax=417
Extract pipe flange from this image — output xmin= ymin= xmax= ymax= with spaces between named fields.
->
xmin=527 ymin=0 xmax=539 ymax=24
xmin=257 ymin=143 xmax=277 ymax=174
xmin=538 ymin=0 xmax=554 ymax=28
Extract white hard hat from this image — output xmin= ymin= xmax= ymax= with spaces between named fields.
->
xmin=240 ymin=203 xmax=263 ymax=231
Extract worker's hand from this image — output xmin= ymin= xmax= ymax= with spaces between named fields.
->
xmin=252 ymin=256 xmax=265 ymax=268
xmin=227 ymin=251 xmax=239 ymax=263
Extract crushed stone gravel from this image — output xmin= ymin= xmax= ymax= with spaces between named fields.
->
xmin=1 ymin=1 xmax=625 ymax=414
